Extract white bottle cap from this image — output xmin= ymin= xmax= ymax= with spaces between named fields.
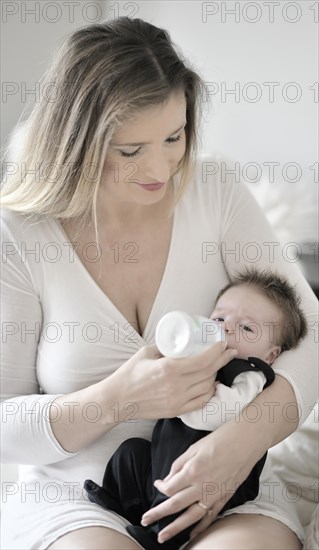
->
xmin=155 ymin=311 xmax=193 ymax=358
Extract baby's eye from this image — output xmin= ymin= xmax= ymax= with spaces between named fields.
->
xmin=212 ymin=317 xmax=224 ymax=323
xmin=120 ymin=148 xmax=141 ymax=158
xmin=241 ymin=324 xmax=253 ymax=332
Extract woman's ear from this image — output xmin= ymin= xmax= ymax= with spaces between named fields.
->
xmin=265 ymin=346 xmax=281 ymax=365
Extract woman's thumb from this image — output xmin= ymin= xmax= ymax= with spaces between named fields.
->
xmin=141 ymin=343 xmax=163 ymax=359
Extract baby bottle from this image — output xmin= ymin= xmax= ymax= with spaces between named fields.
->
xmin=155 ymin=311 xmax=226 ymax=358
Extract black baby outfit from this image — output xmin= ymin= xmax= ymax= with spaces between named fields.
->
xmin=84 ymin=357 xmax=274 ymax=550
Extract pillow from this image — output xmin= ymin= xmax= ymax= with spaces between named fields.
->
xmin=269 ymin=402 xmax=319 ymax=528
xmin=303 ymin=503 xmax=319 ymax=550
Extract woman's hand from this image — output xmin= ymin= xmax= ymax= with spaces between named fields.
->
xmin=110 ymin=343 xmax=237 ymax=422
xmin=48 ymin=340 xmax=235 ymax=453
xmin=140 ymin=420 xmax=255 ymax=543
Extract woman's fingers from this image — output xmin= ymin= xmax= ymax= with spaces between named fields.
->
xmin=161 ymin=448 xmax=189 ymax=482
xmin=189 ymin=506 xmax=219 ymax=540
xmin=157 ymin=502 xmax=212 ymax=544
xmin=142 ymin=485 xmax=217 ymax=544
xmin=186 ymin=347 xmax=238 ymax=382
xmin=170 ymin=341 xmax=229 ymax=374
xmin=204 ymin=346 xmax=238 ymax=372
xmin=140 ymin=343 xmax=164 ymax=359
xmin=153 ymin=469 xmax=189 ymax=498
xmin=182 ymin=348 xmax=238 ymax=390
xmin=184 ymin=376 xmax=216 ymax=399
xmin=180 ymin=390 xmax=216 ymax=415
xmin=141 ymin=482 xmax=194 ymax=526
xmin=119 ymin=343 xmax=237 ymax=420
xmin=182 ymin=350 xmax=237 ymax=404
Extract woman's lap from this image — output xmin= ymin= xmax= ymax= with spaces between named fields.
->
xmin=2 ymin=495 xmax=302 ymax=550
xmin=46 ymin=515 xmax=302 ymax=550
xmin=46 ymin=526 xmax=143 ymax=549
xmin=0 ymin=489 xmax=143 ymax=550
xmin=1 ymin=460 xmax=306 ymax=550
xmin=185 ymin=514 xmax=302 ymax=550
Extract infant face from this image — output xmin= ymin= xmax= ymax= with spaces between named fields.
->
xmin=211 ymin=284 xmax=282 ymax=365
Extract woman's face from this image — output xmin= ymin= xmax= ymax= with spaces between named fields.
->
xmin=101 ymin=90 xmax=187 ymax=208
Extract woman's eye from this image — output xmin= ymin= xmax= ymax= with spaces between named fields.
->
xmin=166 ymin=134 xmax=182 ymax=144
xmin=120 ymin=148 xmax=141 ymax=158
xmin=119 ymin=134 xmax=182 ymax=158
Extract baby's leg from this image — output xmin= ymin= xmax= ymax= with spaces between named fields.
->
xmin=85 ymin=437 xmax=152 ymax=525
xmin=127 ymin=419 xmax=206 ymax=550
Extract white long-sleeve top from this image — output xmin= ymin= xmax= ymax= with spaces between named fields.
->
xmin=1 ymin=155 xmax=318 ymax=491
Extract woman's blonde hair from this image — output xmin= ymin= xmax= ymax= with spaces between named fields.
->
xmin=1 ymin=17 xmax=208 ymax=242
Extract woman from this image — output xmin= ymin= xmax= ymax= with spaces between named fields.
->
xmin=1 ymin=17 xmax=317 ymax=550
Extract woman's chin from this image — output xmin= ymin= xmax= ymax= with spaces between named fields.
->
xmin=130 ymin=182 xmax=169 ymax=205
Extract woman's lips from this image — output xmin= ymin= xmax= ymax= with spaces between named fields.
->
xmin=136 ymin=182 xmax=166 ymax=191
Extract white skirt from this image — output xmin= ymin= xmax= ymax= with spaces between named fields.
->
xmin=0 ymin=456 xmax=307 ymax=550
xmin=218 ymin=456 xmax=306 ymax=543
xmin=0 ymin=484 xmax=144 ymax=550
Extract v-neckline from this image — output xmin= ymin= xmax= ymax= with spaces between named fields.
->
xmin=52 ymin=205 xmax=179 ymax=343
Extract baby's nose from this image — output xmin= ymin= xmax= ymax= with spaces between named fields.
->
xmin=224 ymin=321 xmax=236 ymax=334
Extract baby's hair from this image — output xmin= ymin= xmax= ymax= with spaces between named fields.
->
xmin=214 ymin=268 xmax=308 ymax=351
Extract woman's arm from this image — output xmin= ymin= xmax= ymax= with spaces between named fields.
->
xmin=217 ymin=160 xmax=318 ymax=424
xmin=0 ymin=212 xmax=136 ymax=462
xmin=1 ymin=213 xmax=79 ymax=464
xmin=1 ymin=210 xmax=237 ymax=461
xmin=49 ymin=342 xmax=237 ymax=453
xmin=140 ymin=373 xmax=299 ymax=544
xmin=139 ymin=158 xmax=318 ymax=542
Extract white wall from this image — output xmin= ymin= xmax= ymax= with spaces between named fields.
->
xmin=1 ymin=0 xmax=107 ymax=147
xmin=2 ymin=1 xmax=317 ymax=166
xmin=122 ymin=1 xmax=317 ymax=169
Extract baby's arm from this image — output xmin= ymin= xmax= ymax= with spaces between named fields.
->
xmin=178 ymin=370 xmax=266 ymax=430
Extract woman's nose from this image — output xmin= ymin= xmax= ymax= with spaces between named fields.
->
xmin=143 ymin=150 xmax=170 ymax=183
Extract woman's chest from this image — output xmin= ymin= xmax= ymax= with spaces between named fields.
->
xmin=38 ymin=211 xmax=228 ymax=394
xmin=64 ymin=219 xmax=174 ymax=336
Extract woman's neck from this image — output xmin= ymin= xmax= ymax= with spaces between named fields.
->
xmin=96 ymin=182 xmax=175 ymax=230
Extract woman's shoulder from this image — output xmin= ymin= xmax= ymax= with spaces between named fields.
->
xmin=0 ymin=208 xmax=56 ymax=243
xmin=178 ymin=152 xmax=237 ymax=207
xmin=186 ymin=152 xmax=238 ymax=192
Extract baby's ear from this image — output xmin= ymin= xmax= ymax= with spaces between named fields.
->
xmin=265 ymin=346 xmax=281 ymax=365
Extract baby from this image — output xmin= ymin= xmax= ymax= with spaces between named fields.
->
xmin=84 ymin=268 xmax=307 ymax=550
